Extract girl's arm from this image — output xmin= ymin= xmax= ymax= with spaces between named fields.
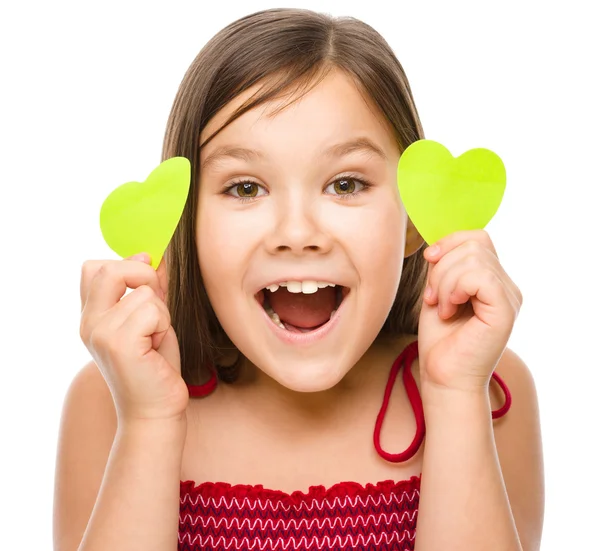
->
xmin=78 ymin=419 xmax=187 ymax=551
xmin=54 ymin=363 xmax=186 ymax=551
xmin=413 ymin=349 xmax=544 ymax=551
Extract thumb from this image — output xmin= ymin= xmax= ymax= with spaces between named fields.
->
xmin=156 ymin=257 xmax=169 ymax=300
xmin=425 ymin=260 xmax=433 ymax=287
xmin=156 ymin=326 xmax=181 ymax=373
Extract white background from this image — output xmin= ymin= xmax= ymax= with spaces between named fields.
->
xmin=1 ymin=0 xmax=598 ymax=549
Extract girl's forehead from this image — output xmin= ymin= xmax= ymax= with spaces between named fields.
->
xmin=200 ymin=71 xmax=397 ymax=158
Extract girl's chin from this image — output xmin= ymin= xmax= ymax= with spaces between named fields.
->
xmin=258 ymin=356 xmax=356 ymax=392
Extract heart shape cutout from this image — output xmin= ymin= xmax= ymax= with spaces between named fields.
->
xmin=100 ymin=157 xmax=191 ymax=269
xmin=397 ymin=139 xmax=506 ymax=245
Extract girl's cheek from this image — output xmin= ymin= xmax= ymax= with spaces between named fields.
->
xmin=197 ymin=212 xmax=266 ymax=272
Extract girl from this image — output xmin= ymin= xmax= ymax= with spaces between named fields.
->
xmin=54 ymin=8 xmax=544 ymax=551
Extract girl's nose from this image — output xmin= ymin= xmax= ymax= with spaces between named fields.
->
xmin=264 ymin=195 xmax=333 ymax=255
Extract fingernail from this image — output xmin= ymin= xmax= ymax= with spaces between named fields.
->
xmin=129 ymin=253 xmax=150 ymax=263
xmin=426 ymin=245 xmax=440 ymax=257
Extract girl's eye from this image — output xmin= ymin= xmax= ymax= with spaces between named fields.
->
xmin=325 ymin=177 xmax=368 ymax=197
xmin=224 ymin=176 xmax=370 ymax=202
xmin=226 ymin=181 xmax=267 ymax=199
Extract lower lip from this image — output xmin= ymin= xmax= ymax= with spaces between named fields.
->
xmin=257 ymin=293 xmax=348 ymax=345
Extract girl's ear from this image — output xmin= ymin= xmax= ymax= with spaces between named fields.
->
xmin=404 ymin=218 xmax=425 ymax=258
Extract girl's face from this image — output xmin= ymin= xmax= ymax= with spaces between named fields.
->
xmin=197 ymin=70 xmax=414 ymax=392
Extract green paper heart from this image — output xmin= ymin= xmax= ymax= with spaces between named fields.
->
xmin=397 ymin=140 xmax=506 ymax=245
xmin=100 ymin=157 xmax=191 ymax=270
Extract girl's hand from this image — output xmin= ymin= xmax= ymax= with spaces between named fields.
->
xmin=79 ymin=254 xmax=188 ymax=423
xmin=418 ymin=230 xmax=523 ymax=393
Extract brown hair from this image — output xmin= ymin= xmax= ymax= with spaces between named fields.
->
xmin=161 ymin=8 xmax=427 ymax=385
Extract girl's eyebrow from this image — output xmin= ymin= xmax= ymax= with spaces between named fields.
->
xmin=201 ymin=146 xmax=263 ymax=171
xmin=200 ymin=137 xmax=387 ymax=171
xmin=327 ymin=137 xmax=387 ymax=161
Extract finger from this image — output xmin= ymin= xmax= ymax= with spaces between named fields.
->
xmin=424 ymin=230 xmax=498 ymax=265
xmin=80 ymin=260 xmax=110 ymax=311
xmin=155 ymin=257 xmax=168 ymax=300
xmin=438 ymin=268 xmax=516 ymax=326
xmin=425 ymin=238 xmax=523 ymax=315
xmin=83 ymin=256 xmax=162 ymax=319
xmin=424 ymin=242 xmax=499 ymax=306
xmin=80 ymin=254 xmax=153 ymax=311
xmin=501 ymin=273 xmax=523 ymax=309
xmin=156 ymin=326 xmax=181 ymax=373
xmin=116 ymin=299 xmax=172 ymax=358
xmin=435 ymin=260 xmax=475 ymax=319
xmin=97 ymin=285 xmax=171 ymax=339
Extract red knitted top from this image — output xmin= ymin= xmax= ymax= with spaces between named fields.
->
xmin=179 ymin=340 xmax=511 ymax=550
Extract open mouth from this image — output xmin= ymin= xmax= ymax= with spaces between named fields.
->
xmin=255 ymin=282 xmax=350 ymax=334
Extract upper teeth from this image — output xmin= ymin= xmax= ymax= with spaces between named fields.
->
xmin=266 ymin=281 xmax=336 ymax=294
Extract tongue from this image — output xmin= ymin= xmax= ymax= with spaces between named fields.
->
xmin=269 ymin=286 xmax=336 ymax=329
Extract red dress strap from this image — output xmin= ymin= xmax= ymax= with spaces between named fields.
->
xmin=187 ymin=368 xmax=218 ymax=397
xmin=491 ymin=372 xmax=512 ymax=418
xmin=373 ymin=340 xmax=512 ymax=463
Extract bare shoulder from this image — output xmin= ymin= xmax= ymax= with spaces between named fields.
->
xmin=492 ymin=347 xmax=545 ymax=551
xmin=58 ymin=360 xmax=118 ymax=434
xmin=53 ymin=361 xmax=118 ymax=551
